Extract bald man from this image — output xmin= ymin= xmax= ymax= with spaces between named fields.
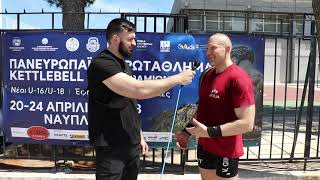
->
xmin=176 ymin=33 xmax=256 ymax=179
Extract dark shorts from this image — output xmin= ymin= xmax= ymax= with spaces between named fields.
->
xmin=95 ymin=145 xmax=141 ymax=180
xmin=197 ymin=144 xmax=239 ymax=178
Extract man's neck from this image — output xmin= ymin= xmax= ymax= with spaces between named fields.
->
xmin=215 ymin=58 xmax=233 ymax=73
xmin=107 ymin=47 xmax=124 ymax=60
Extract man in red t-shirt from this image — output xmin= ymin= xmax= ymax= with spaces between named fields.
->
xmin=176 ymin=33 xmax=255 ymax=179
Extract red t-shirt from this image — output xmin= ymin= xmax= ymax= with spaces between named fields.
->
xmin=197 ymin=64 xmax=255 ymax=158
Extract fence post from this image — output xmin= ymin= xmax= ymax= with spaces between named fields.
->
xmin=184 ymin=15 xmax=188 ymax=33
xmin=51 ymin=13 xmax=55 ymax=29
xmin=303 ymin=20 xmax=317 ymax=171
xmin=87 ymin=12 xmax=90 ymax=29
xmin=17 ymin=13 xmax=20 ymax=30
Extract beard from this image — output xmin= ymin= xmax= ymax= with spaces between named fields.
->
xmin=118 ymin=41 xmax=133 ymax=58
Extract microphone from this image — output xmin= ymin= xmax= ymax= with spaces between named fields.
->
xmin=192 ymin=61 xmax=201 ymax=71
xmin=180 ymin=61 xmax=200 ymax=88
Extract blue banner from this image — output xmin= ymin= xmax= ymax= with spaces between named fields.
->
xmin=2 ymin=32 xmax=105 ymax=145
xmin=2 ymin=32 xmax=264 ymax=145
xmin=132 ymin=33 xmax=264 ymax=141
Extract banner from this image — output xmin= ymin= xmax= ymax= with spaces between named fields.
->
xmin=133 ymin=33 xmax=264 ymax=141
xmin=2 ymin=32 xmax=104 ymax=145
xmin=2 ymin=32 xmax=264 ymax=145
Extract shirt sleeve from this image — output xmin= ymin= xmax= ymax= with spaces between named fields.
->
xmin=91 ymin=58 xmax=122 ymax=83
xmin=231 ymin=77 xmax=255 ymax=108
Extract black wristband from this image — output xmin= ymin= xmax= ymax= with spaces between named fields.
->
xmin=182 ymin=128 xmax=191 ymax=136
xmin=207 ymin=126 xmax=222 ymax=137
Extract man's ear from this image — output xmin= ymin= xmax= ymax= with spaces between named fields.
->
xmin=111 ymin=34 xmax=119 ymax=44
xmin=226 ymin=45 xmax=231 ymax=53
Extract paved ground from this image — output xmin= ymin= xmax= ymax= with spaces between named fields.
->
xmin=0 ymin=160 xmax=320 ymax=179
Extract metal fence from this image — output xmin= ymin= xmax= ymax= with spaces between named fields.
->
xmin=0 ymin=11 xmax=319 ymax=173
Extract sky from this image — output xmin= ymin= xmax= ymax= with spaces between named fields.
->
xmin=0 ymin=0 xmax=175 ymax=30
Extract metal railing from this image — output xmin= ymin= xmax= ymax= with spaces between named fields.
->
xmin=0 ymin=11 xmax=319 ymax=172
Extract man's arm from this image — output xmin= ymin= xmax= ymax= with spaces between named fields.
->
xmin=186 ymin=105 xmax=255 ymax=137
xmin=220 ymin=105 xmax=255 ymax=136
xmin=102 ymin=70 xmax=195 ymax=100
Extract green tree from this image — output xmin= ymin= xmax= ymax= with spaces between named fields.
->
xmin=45 ymin=0 xmax=95 ymax=30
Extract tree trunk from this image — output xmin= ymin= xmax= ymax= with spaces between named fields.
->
xmin=61 ymin=0 xmax=86 ymax=30
xmin=312 ymin=0 xmax=320 ymax=54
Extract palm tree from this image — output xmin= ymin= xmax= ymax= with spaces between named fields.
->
xmin=45 ymin=0 xmax=95 ymax=30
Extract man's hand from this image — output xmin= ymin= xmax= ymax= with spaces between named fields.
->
xmin=140 ymin=131 xmax=149 ymax=155
xmin=177 ymin=69 xmax=195 ymax=85
xmin=185 ymin=118 xmax=209 ymax=137
xmin=140 ymin=138 xmax=149 ymax=155
xmin=175 ymin=131 xmax=190 ymax=149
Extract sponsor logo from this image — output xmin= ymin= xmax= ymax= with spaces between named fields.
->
xmin=12 ymin=37 xmax=21 ymax=46
xmin=136 ymin=39 xmax=153 ymax=50
xmin=86 ymin=37 xmax=100 ymax=52
xmin=70 ymin=134 xmax=86 ymax=139
xmin=143 ymin=132 xmax=171 ymax=142
xmin=11 ymin=128 xmax=26 ymax=136
xmin=53 ymin=133 xmax=68 ymax=138
xmin=9 ymin=37 xmax=24 ymax=51
xmin=160 ymin=40 xmax=170 ymax=52
xmin=199 ymin=44 xmax=207 ymax=50
xmin=41 ymin=38 xmax=49 ymax=45
xmin=159 ymin=136 xmax=169 ymax=141
xmin=66 ymin=37 xmax=79 ymax=52
xmin=178 ymin=43 xmax=198 ymax=50
xmin=146 ymin=135 xmax=158 ymax=140
xmin=32 ymin=37 xmax=58 ymax=52
xmin=27 ymin=126 xmax=49 ymax=140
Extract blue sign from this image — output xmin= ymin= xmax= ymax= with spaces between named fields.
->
xmin=1 ymin=32 xmax=264 ymax=145
xmin=132 ymin=33 xmax=264 ymax=136
xmin=2 ymin=32 xmax=105 ymax=145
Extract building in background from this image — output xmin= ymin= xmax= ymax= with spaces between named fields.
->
xmin=169 ymin=0 xmax=318 ymax=84
xmin=169 ymin=0 xmax=313 ymax=35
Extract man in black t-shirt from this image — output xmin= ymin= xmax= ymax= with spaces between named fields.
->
xmin=87 ymin=18 xmax=195 ymax=180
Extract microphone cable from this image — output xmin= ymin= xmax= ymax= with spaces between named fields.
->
xmin=160 ymin=61 xmax=200 ymax=180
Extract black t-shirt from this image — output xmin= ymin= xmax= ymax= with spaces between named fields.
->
xmin=87 ymin=49 xmax=140 ymax=147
